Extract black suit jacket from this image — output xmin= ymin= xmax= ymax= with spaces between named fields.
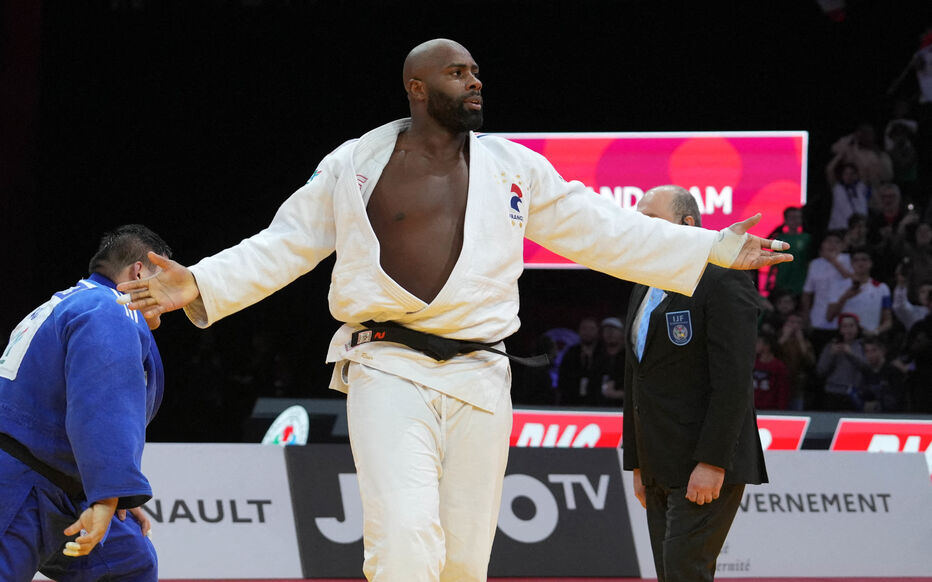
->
xmin=622 ymin=265 xmax=768 ymax=487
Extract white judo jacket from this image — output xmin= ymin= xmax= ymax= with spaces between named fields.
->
xmin=186 ymin=119 xmax=721 ymax=411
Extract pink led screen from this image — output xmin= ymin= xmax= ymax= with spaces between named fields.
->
xmin=493 ymin=131 xmax=808 ymax=268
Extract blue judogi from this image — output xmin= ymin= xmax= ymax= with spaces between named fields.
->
xmin=0 ymin=272 xmax=163 ymax=581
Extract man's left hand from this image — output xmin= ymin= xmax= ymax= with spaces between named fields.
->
xmin=685 ymin=462 xmax=725 ymax=506
xmin=726 ymin=214 xmax=794 ymax=270
xmin=118 ymin=506 xmax=152 ymax=537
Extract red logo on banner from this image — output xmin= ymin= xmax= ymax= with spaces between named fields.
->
xmin=830 ymin=418 xmax=932 ymax=452
xmin=830 ymin=418 xmax=932 ymax=482
xmin=511 ymin=410 xmax=623 ymax=448
xmin=757 ymin=415 xmax=810 ymax=450
xmin=510 ymin=411 xmax=809 ymax=450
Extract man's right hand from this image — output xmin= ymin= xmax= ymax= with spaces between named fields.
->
xmin=62 ymin=498 xmax=118 ymax=557
xmin=117 ymin=251 xmax=200 ymax=320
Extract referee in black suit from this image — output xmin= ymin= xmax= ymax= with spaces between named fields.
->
xmin=622 ymin=185 xmax=768 ymax=582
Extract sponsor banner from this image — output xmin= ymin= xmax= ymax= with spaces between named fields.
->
xmin=830 ymin=417 xmax=932 ymax=481
xmin=285 ymin=444 xmax=640 ymax=578
xmin=621 ymin=451 xmax=932 ymax=578
xmin=511 ymin=409 xmax=624 ymax=448
xmin=489 ymin=449 xmax=639 ymax=577
xmin=140 ymin=444 xmax=302 ymax=579
xmin=490 ymin=448 xmax=639 ymax=577
xmin=511 ymin=410 xmax=808 ymax=451
xmin=284 ymin=444 xmax=365 ymax=579
xmin=492 ymin=131 xmax=808 ymax=268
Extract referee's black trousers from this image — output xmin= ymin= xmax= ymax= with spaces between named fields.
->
xmin=644 ymin=482 xmax=745 ymax=582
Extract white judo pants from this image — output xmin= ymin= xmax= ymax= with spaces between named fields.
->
xmin=344 ymin=362 xmax=512 ymax=582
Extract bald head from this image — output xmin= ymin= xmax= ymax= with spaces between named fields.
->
xmin=637 ymin=185 xmax=702 ymax=227
xmin=403 ymin=39 xmax=471 ymax=89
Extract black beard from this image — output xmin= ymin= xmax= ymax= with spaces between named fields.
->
xmin=427 ymin=88 xmax=483 ymax=132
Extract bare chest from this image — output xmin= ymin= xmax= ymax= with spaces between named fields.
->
xmin=367 ymin=158 xmax=469 ymax=222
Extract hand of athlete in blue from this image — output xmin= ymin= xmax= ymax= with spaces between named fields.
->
xmin=62 ymin=497 xmax=118 ymax=557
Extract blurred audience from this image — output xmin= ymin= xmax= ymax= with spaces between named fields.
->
xmin=829 ymin=122 xmax=894 ymax=193
xmin=825 ymin=247 xmax=893 ymax=338
xmin=556 ymin=316 xmax=602 ymax=406
xmin=514 ymin=334 xmax=560 ymax=406
xmin=894 ymin=219 xmax=932 ymax=300
xmin=816 ymin=313 xmax=866 ymax=411
xmin=594 ymin=317 xmax=626 ymax=407
xmin=765 ymin=206 xmax=811 ymax=296
xmin=903 ymin=302 xmax=932 ymax=412
xmin=826 ymin=161 xmax=870 ymax=231
xmin=802 ymin=231 xmax=852 ymax=355
xmin=776 ymin=312 xmax=817 ymax=410
xmin=883 ymin=100 xmax=921 ymax=206
xmin=892 ymin=260 xmax=932 ymax=332
xmin=859 ymin=337 xmax=907 ymax=412
xmin=753 ymin=332 xmax=791 ymax=410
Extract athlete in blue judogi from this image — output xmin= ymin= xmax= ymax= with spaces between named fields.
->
xmin=0 ymin=224 xmax=171 ymax=582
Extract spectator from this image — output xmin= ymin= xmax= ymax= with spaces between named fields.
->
xmin=869 ymin=185 xmax=921 ymax=286
xmin=825 ymin=247 xmax=892 ymax=337
xmin=883 ymin=103 xmax=921 ymax=207
xmin=828 ymin=122 xmax=894 ymax=191
xmin=826 ymin=161 xmax=870 ymax=231
xmin=816 ymin=313 xmax=866 ymax=411
xmin=843 ymin=212 xmax=869 ymax=250
xmin=867 ymin=183 xmax=906 ymax=246
xmin=557 ymin=316 xmax=602 ymax=406
xmin=801 ymin=232 xmax=852 ymax=354
xmin=594 ymin=317 xmax=626 ymax=406
xmin=858 ymin=337 xmax=907 ymax=412
xmin=753 ymin=332 xmax=791 ymax=410
xmin=895 ymin=26 xmax=932 ymax=196
xmin=891 ymin=259 xmax=932 ymax=332
xmin=514 ymin=334 xmax=559 ymax=406
xmin=760 ymin=288 xmax=799 ymax=334
xmin=776 ymin=312 xmax=817 ymax=411
xmin=904 ymin=305 xmax=932 ymax=412
xmin=895 ymin=220 xmax=932 ymax=300
xmin=765 ymin=206 xmax=811 ymax=296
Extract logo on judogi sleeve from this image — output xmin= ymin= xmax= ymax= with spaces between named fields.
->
xmin=665 ymin=310 xmax=692 ymax=346
xmin=508 ymin=182 xmax=525 ymax=225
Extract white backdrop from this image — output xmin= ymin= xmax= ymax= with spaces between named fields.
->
xmin=621 ymin=450 xmax=932 ymax=578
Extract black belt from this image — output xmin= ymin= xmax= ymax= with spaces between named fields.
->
xmin=349 ymin=321 xmax=550 ymax=368
xmin=0 ymin=432 xmax=85 ymax=501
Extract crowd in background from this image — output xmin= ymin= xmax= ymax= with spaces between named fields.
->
xmin=516 ymin=76 xmax=932 ymax=414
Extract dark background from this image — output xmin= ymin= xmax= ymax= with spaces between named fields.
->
xmin=3 ymin=0 xmax=931 ymax=440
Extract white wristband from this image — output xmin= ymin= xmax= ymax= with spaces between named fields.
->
xmin=708 ymin=228 xmax=747 ymax=268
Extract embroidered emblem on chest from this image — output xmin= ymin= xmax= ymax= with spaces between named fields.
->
xmin=665 ymin=310 xmax=692 ymax=346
